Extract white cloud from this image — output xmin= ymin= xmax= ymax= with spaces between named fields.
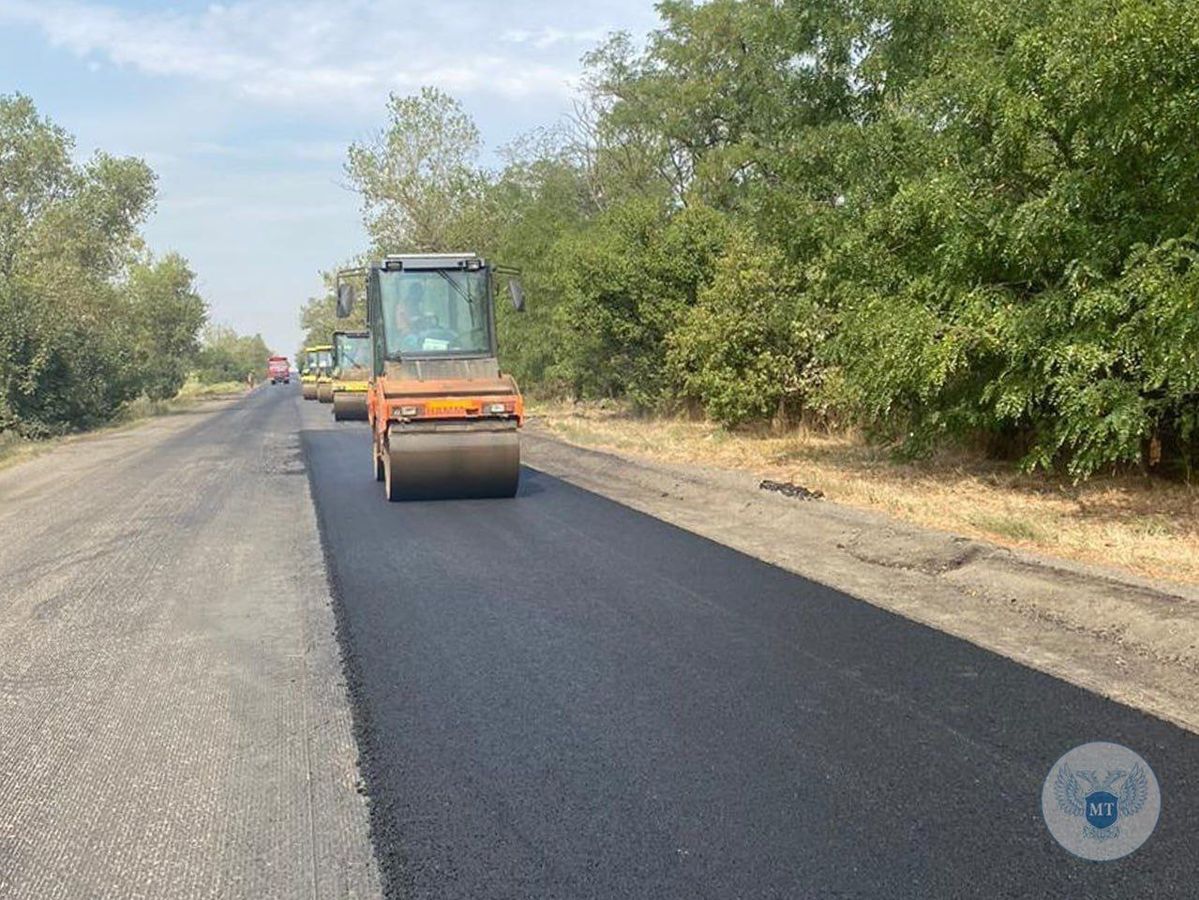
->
xmin=0 ymin=0 xmax=600 ymax=106
xmin=501 ymin=26 xmax=609 ymax=49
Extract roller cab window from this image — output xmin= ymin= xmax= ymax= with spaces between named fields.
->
xmin=378 ymin=269 xmax=490 ymax=358
xmin=335 ymin=334 xmax=370 ymax=372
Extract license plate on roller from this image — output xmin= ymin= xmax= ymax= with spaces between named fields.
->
xmin=426 ymin=400 xmax=476 ymax=413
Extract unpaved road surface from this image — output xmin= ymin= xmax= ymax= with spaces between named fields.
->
xmin=0 ymin=386 xmax=379 ymax=899
xmin=299 ymin=398 xmax=1199 ymax=898
xmin=3 ymin=385 xmax=1198 ymax=898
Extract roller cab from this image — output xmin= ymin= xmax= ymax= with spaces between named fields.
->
xmin=337 ymin=253 xmax=526 ymax=500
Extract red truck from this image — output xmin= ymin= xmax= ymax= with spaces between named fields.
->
xmin=267 ymin=356 xmax=290 ymax=385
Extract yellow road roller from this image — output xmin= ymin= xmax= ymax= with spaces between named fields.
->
xmin=300 ymin=345 xmax=332 ymax=401
xmin=330 ymin=329 xmax=371 ymax=421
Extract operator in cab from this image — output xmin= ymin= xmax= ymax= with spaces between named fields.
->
xmin=391 ymin=281 xmax=459 ymax=353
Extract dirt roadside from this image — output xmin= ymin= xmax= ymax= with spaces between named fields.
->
xmin=522 ymin=424 xmax=1199 ymax=735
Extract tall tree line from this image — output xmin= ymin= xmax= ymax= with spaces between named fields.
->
xmin=337 ymin=0 xmax=1199 ymax=479
xmin=0 ymin=95 xmax=265 ymax=436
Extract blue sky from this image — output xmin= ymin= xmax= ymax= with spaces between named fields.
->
xmin=0 ymin=0 xmax=661 ymax=354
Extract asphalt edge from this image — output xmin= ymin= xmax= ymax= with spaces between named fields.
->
xmin=299 ymin=427 xmax=410 ymax=900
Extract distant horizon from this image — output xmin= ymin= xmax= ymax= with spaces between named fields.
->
xmin=0 ymin=0 xmax=660 ymax=354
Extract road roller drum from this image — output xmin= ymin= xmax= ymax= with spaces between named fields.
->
xmin=383 ymin=422 xmax=519 ymax=501
xmin=333 ymin=391 xmax=368 ymax=421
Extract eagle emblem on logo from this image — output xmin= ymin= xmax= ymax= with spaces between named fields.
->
xmin=1054 ymin=761 xmax=1150 ymax=841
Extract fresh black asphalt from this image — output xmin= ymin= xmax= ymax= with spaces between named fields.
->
xmin=300 ymin=399 xmax=1199 ymax=899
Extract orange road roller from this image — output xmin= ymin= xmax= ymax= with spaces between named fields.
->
xmin=336 ymin=253 xmax=526 ymax=500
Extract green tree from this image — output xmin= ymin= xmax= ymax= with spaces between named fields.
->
xmin=127 ymin=253 xmax=207 ymax=400
xmin=829 ymin=0 xmax=1199 ymax=475
xmin=346 ymin=87 xmax=486 ymax=253
xmin=331 ymin=0 xmax=1199 ymax=478
xmin=193 ymin=325 xmax=271 ymax=385
xmin=552 ymin=199 xmax=733 ymax=406
xmin=668 ymin=232 xmax=824 ymax=426
xmin=0 ymin=93 xmax=173 ymax=435
xmin=483 ymin=139 xmax=597 ymax=389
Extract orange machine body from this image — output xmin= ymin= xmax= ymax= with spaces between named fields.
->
xmin=367 ymin=375 xmax=525 ymax=428
xmin=348 ymin=253 xmax=527 ymax=499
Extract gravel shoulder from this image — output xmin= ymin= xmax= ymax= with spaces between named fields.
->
xmin=0 ymin=386 xmax=380 ymax=899
xmin=523 ymin=425 xmax=1199 ymax=734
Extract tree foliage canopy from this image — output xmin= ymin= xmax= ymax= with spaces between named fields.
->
xmin=346 ymin=87 xmax=487 ymax=253
xmin=0 ymin=95 xmax=275 ymax=431
xmin=342 ymin=0 xmax=1199 ymax=478
xmin=0 ymin=94 xmax=211 ymax=435
xmin=193 ymin=324 xmax=272 ymax=385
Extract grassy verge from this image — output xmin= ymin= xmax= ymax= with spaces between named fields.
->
xmin=0 ymin=378 xmax=251 ymax=472
xmin=530 ymin=400 xmax=1199 ymax=586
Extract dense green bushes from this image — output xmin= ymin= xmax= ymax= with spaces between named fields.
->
xmin=819 ymin=0 xmax=1199 ymax=476
xmin=344 ymin=0 xmax=1199 ymax=479
xmin=669 ymin=233 xmax=821 ymax=426
xmin=551 ymin=201 xmax=732 ymax=405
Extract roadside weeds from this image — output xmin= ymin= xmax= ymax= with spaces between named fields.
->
xmin=530 ymin=401 xmax=1199 ymax=587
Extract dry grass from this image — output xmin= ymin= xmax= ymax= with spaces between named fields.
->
xmin=176 ymin=379 xmax=251 ymax=400
xmin=0 ymin=430 xmax=48 ymax=472
xmin=531 ymin=400 xmax=1199 ymax=586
